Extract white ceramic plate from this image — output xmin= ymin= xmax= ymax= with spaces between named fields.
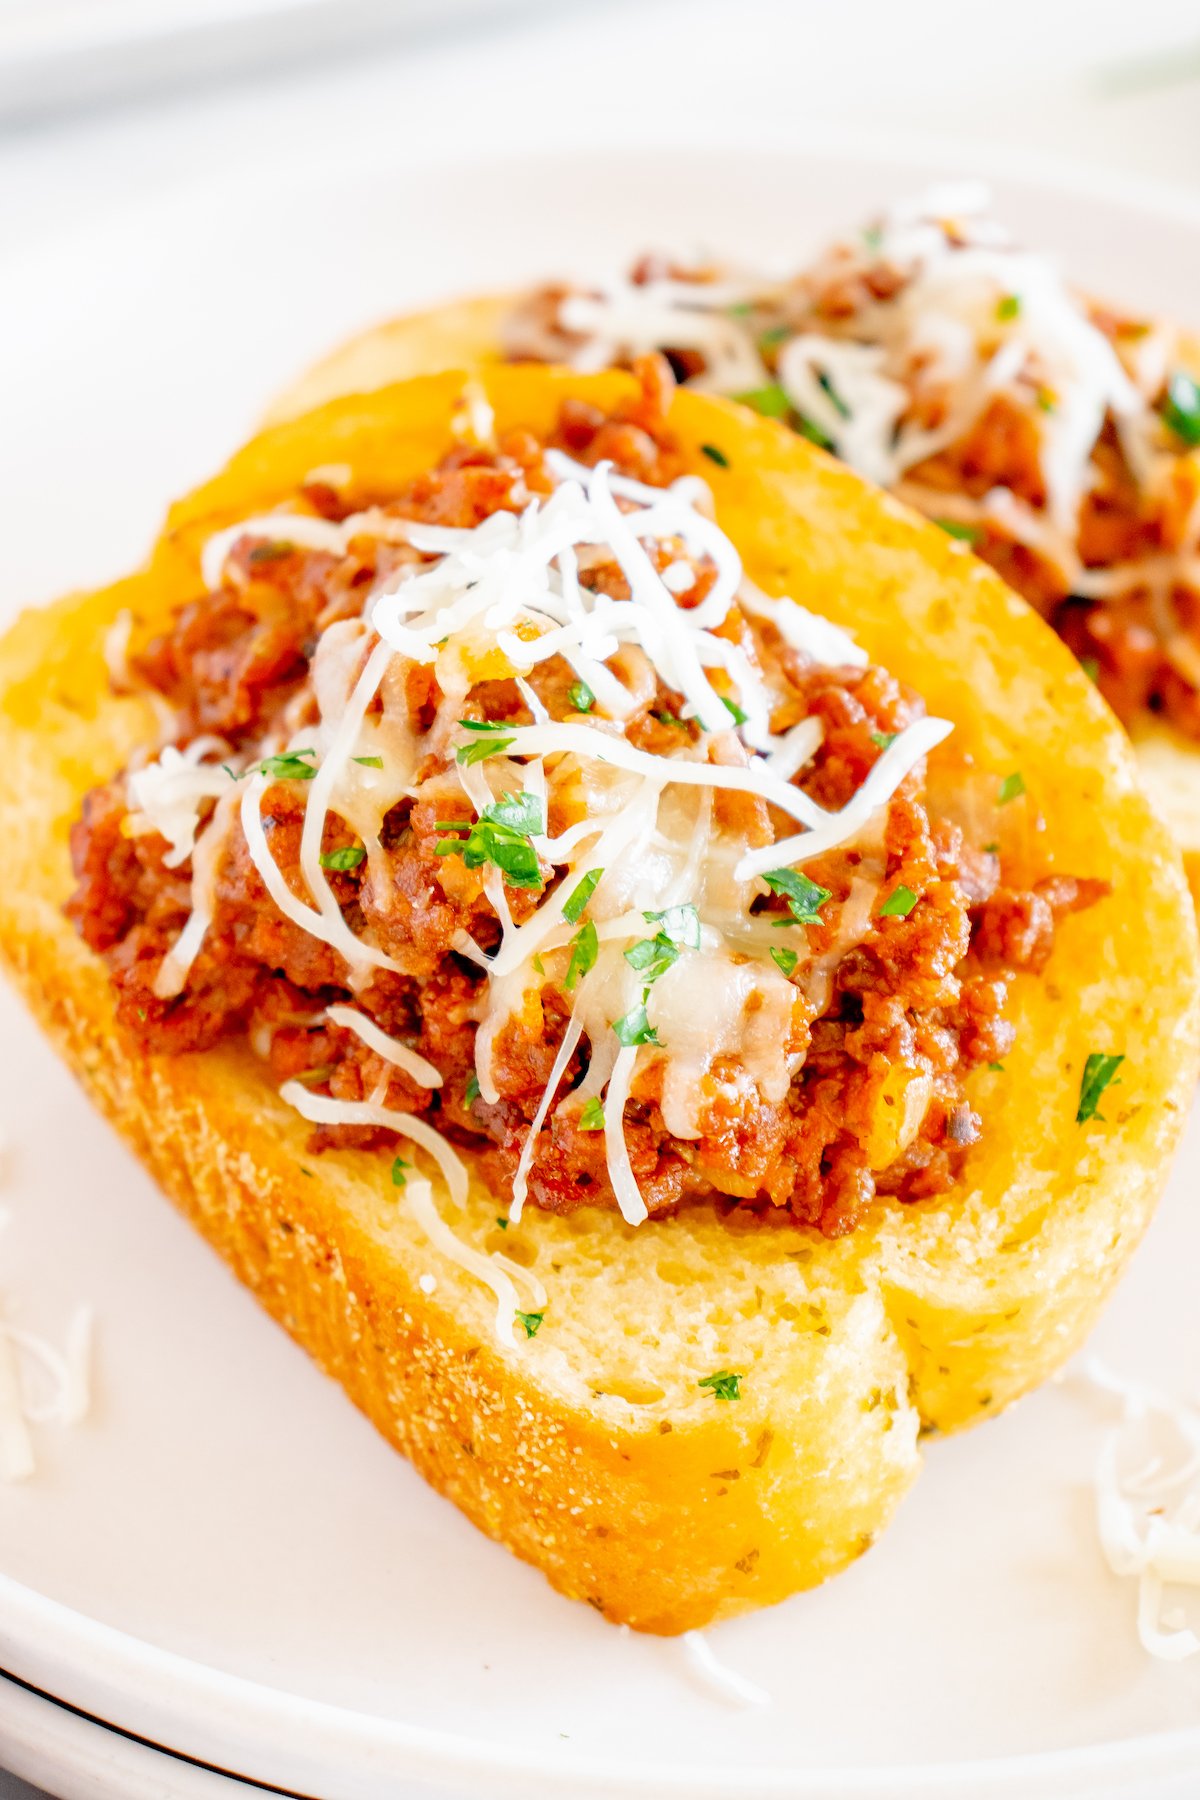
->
xmin=3 ymin=141 xmax=1200 ymax=1800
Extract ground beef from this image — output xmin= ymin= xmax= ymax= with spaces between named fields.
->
xmin=67 ymin=365 xmax=1100 ymax=1238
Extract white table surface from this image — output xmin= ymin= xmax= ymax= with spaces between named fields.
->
xmin=1 ymin=2 xmax=1198 ymax=1794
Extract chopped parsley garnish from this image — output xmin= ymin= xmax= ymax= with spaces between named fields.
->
xmin=935 ymin=518 xmax=980 ymax=543
xmin=320 ymin=844 xmax=366 ymax=871
xmin=457 ymin=732 xmax=516 ymax=765
xmin=1077 ymin=1052 xmax=1124 ymax=1124
xmin=434 ymin=791 xmax=544 ymax=890
xmin=465 ymin=1073 xmax=481 ymax=1104
xmin=568 ymin=681 xmax=595 ymax=713
xmin=732 ymin=383 xmax=790 ymax=420
xmin=531 ymin=953 xmax=545 ymax=975
xmin=613 ymin=1001 xmax=660 ymax=1047
xmin=391 ymin=1157 xmax=410 ymax=1188
xmin=998 ymin=771 xmax=1026 ymax=805
xmin=516 ymin=1310 xmax=545 ymax=1339
xmin=878 ymin=885 xmax=917 ymax=918
xmin=1080 ymin=657 xmax=1100 ymax=684
xmin=562 ymin=868 xmax=603 ymax=924
xmin=643 ymin=903 xmax=701 ymax=949
xmin=254 ymin=748 xmax=318 ymax=782
xmin=758 ymin=324 xmax=792 ymax=349
xmin=698 ymin=1370 xmax=743 ymax=1401
xmin=625 ymin=934 xmax=682 ymax=984
xmin=721 ymin=695 xmax=749 ymax=726
xmin=988 ymin=1061 xmax=1006 ymax=1073
xmin=565 ymin=918 xmax=598 ymax=991
xmin=578 ymin=1096 xmax=606 ymax=1132
xmin=794 ymin=413 xmax=835 ymax=452
xmin=625 ymin=903 xmax=701 ymax=988
xmin=1163 ymin=371 xmax=1200 ymax=447
xmin=763 ymin=867 xmax=831 ymax=926
xmin=495 ymin=1215 xmax=509 ymax=1229
xmin=816 ymin=369 xmax=850 ymax=420
xmin=770 ymin=946 xmax=798 ymax=977
xmin=353 ymin=755 xmax=384 ymax=769
xmin=653 ymin=710 xmax=690 ymax=730
xmin=870 ymin=730 xmax=899 ymax=750
xmin=700 ymin=443 xmax=730 ymax=468
xmin=247 ymin=540 xmax=294 ymax=565
xmin=996 ymin=293 xmax=1021 ymax=321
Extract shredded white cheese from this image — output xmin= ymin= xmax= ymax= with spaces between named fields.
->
xmin=1083 ymin=1359 xmax=1200 ymax=1660
xmin=192 ymin=409 xmax=956 ymax=1330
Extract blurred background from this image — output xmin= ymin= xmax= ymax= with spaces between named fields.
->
xmin=0 ymin=2 xmax=1198 ymax=1796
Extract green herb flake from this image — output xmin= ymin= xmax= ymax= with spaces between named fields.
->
xmin=1077 ymin=1052 xmax=1124 ymax=1124
xmin=935 ymin=518 xmax=981 ymax=543
xmin=1080 ymin=657 xmax=1100 ymax=684
xmin=353 ymin=755 xmax=384 ymax=769
xmin=642 ymin=903 xmax=701 ymax=949
xmin=698 ymin=1370 xmax=743 ymax=1402
xmin=770 ymin=946 xmax=798 ymax=977
xmin=983 ymin=841 xmax=1000 ymax=855
xmin=613 ymin=1002 xmax=660 ymax=1047
xmin=624 ymin=934 xmax=681 ymax=985
xmin=562 ymin=868 xmax=603 ymax=924
xmin=256 ymin=748 xmax=318 ymax=782
xmin=1037 ymin=387 xmax=1057 ymax=414
xmin=988 ymin=1061 xmax=1006 ymax=1073
xmin=294 ymin=1063 xmax=334 ymax=1087
xmin=391 ymin=1157 xmax=410 ymax=1188
xmin=247 ymin=540 xmax=294 ymax=566
xmin=320 ymin=844 xmax=366 ymax=871
xmin=721 ymin=695 xmax=749 ymax=727
xmin=816 ymin=369 xmax=850 ymax=420
xmin=516 ymin=1310 xmax=545 ymax=1339
xmin=531 ymin=954 xmax=545 ymax=976
xmin=870 ymin=731 xmax=899 ymax=750
xmin=1163 ymin=370 xmax=1200 ymax=447
xmin=568 ymin=681 xmax=595 ymax=713
xmin=996 ymin=293 xmax=1021 ymax=321
xmin=758 ymin=324 xmax=792 ymax=349
xmin=998 ymin=771 xmax=1026 ymax=805
xmin=762 ymin=867 xmax=832 ymax=926
xmin=700 ymin=443 xmax=730 ymax=468
xmin=434 ymin=790 xmax=545 ymax=890
xmin=565 ymin=918 xmax=598 ymax=991
xmin=457 ymin=732 xmax=516 ymax=766
xmin=653 ymin=710 xmax=690 ymax=730
xmin=465 ymin=1073 xmax=481 ymax=1104
xmin=732 ymin=383 xmax=790 ymax=421
xmin=578 ymin=1096 xmax=606 ymax=1132
xmin=879 ymin=885 xmax=917 ymax=918
xmin=495 ymin=1216 xmax=509 ymax=1230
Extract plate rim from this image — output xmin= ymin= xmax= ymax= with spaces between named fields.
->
xmin=5 ymin=130 xmax=1200 ymax=1798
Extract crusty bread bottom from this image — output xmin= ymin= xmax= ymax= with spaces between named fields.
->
xmin=2 ymin=368 xmax=1198 ymax=1632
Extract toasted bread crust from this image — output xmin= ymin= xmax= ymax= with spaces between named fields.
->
xmin=3 ymin=368 xmax=1198 ymax=1632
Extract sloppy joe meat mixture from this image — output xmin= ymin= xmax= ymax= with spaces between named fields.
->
xmin=68 ymin=366 xmax=1100 ymax=1237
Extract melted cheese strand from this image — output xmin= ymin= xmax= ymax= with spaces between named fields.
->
xmin=298 ymin=637 xmax=398 ymax=974
xmin=278 ymin=1083 xmax=522 ymax=1349
xmin=736 ymin=715 xmax=953 ymax=881
xmin=324 ymin=1005 xmax=443 ymax=1088
xmin=510 ymin=1014 xmax=585 ymax=1225
xmin=604 ymin=1046 xmax=646 ymax=1225
xmin=679 ymin=1630 xmax=772 ymax=1710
